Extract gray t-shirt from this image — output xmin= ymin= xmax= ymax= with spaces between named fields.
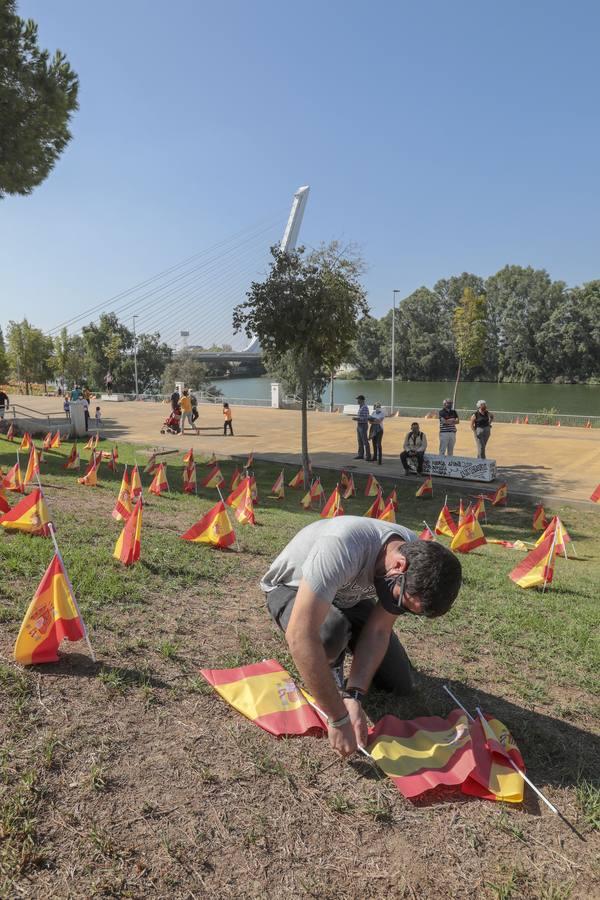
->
xmin=260 ymin=516 xmax=417 ymax=609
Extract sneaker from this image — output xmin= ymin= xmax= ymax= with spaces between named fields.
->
xmin=330 ymin=651 xmax=346 ymax=689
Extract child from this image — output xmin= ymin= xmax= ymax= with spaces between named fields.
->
xmin=223 ymin=402 xmax=234 ymax=436
xmin=95 ymin=405 xmax=102 ymax=428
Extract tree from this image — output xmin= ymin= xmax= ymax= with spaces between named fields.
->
xmin=6 ymin=319 xmax=53 ymax=393
xmin=0 ymin=326 xmax=8 ymax=384
xmin=49 ymin=327 xmax=86 ymax=388
xmin=233 ymin=244 xmax=368 ymax=482
xmin=0 ymin=0 xmax=79 ymax=198
xmin=350 ymin=317 xmax=387 ymax=379
xmin=82 ymin=314 xmax=134 ymax=390
xmin=120 ymin=333 xmax=172 ymax=393
xmin=451 ymin=287 xmax=487 ymax=405
xmin=161 ymin=351 xmax=215 ymax=395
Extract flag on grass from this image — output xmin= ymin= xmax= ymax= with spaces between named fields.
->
xmin=364 ymin=490 xmax=385 ymax=519
xmin=379 ymin=500 xmax=396 ymax=522
xmin=226 ymin=476 xmax=249 ymax=509
xmin=23 ymin=446 xmax=41 ymax=486
xmin=365 ymin=474 xmax=381 ymax=497
xmin=289 ymin=468 xmax=305 ymax=489
xmin=310 ymin=478 xmax=324 ymax=503
xmin=112 ymin=467 xmax=132 ymax=521
xmin=6 ymin=423 xmax=14 ymax=441
xmin=434 ymin=504 xmax=457 ymax=537
xmin=232 ymin=480 xmax=256 ymax=526
xmin=181 ymin=500 xmax=235 ymax=549
xmin=63 ymin=444 xmax=80 ymax=469
xmin=20 ymin=432 xmax=32 ymax=451
xmin=0 ymin=490 xmax=9 ymax=513
xmin=462 ymin=712 xmax=525 ymax=803
xmin=144 ymin=454 xmax=159 ymax=475
xmin=509 ymin=530 xmax=557 ymax=589
xmin=183 ymin=448 xmax=194 ymax=465
xmin=0 ymin=488 xmax=50 ymax=534
xmin=149 ymin=463 xmax=169 ymax=495
xmin=415 ymin=476 xmax=433 ymax=498
xmin=206 ymin=452 xmax=217 ymax=465
xmin=42 ymin=432 xmax=53 ymax=450
xmin=245 ymin=452 xmax=254 ymax=469
xmin=340 ymin=470 xmax=350 ymax=489
xmin=342 ymin=474 xmax=356 ymax=500
xmin=589 ymin=484 xmax=600 ymax=504
xmin=532 ymin=504 xmax=549 ymax=531
xmin=535 ymin=516 xmax=572 ymax=556
xmin=485 ymin=483 xmax=508 ymax=506
xmin=250 ymin=474 xmax=259 ymax=505
xmin=201 ymin=465 xmax=225 ymax=489
xmin=471 ymin=497 xmax=485 ymax=521
xmin=14 ymin=554 xmax=86 ymax=665
xmin=2 ymin=462 xmax=24 ymax=494
xmin=321 ymin=485 xmax=343 ymax=518
xmin=183 ymin=462 xmax=197 ymax=494
xmin=419 ymin=525 xmax=435 ymax=541
xmin=300 ymin=487 xmax=313 ymax=509
xmin=130 ymin=465 xmax=143 ymax=499
xmin=83 ymin=436 xmax=95 ymax=451
xmin=77 ymin=455 xmax=98 ymax=486
xmin=450 ymin=514 xmax=487 ymax=553
xmin=50 ymin=431 xmax=61 ymax=449
xmin=367 ymin=709 xmax=474 ymax=799
xmin=200 ymin=659 xmax=326 ymax=737
xmin=270 ymin=471 xmax=285 ymax=499
xmin=230 ymin=467 xmax=242 ymax=491
xmin=386 ymin=488 xmax=398 ymax=510
xmin=113 ymin=498 xmax=143 ymax=565
xmin=106 ymin=448 xmax=118 ymax=472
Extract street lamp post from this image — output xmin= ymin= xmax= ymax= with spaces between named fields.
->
xmin=132 ymin=315 xmax=139 ymax=400
xmin=391 ymin=290 xmax=400 ymax=413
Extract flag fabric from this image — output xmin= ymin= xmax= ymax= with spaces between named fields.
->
xmin=50 ymin=432 xmax=61 ymax=449
xmin=63 ymin=444 xmax=80 ymax=469
xmin=229 ymin=467 xmax=242 ymax=491
xmin=367 ymin=709 xmax=474 ymax=799
xmin=457 ymin=500 xmax=468 ymax=527
xmin=590 ymin=484 xmax=600 ymax=503
xmin=144 ymin=454 xmax=158 ymax=475
xmin=23 ymin=446 xmax=41 ymax=486
xmin=249 ymin=474 xmax=259 ymax=505
xmin=270 ymin=471 xmax=285 ymax=499
xmin=509 ymin=531 xmax=557 ymax=588
xmin=105 ymin=448 xmax=118 ymax=472
xmin=300 ymin=487 xmax=313 ymax=510
xmin=378 ymin=500 xmax=396 ymax=522
xmin=342 ymin=474 xmax=356 ymax=500
xmin=386 ymin=488 xmax=398 ymax=510
xmin=289 ymin=468 xmax=305 ymax=489
xmin=488 ymin=539 xmax=532 ymax=550
xmin=183 ymin=448 xmax=194 ymax=465
xmin=42 ymin=432 xmax=53 ymax=450
xmin=419 ymin=525 xmax=435 ymax=541
xmin=535 ymin=516 xmax=572 ymax=556
xmin=149 ymin=463 xmax=169 ymax=495
xmin=485 ymin=483 xmax=508 ymax=506
xmin=183 ymin=462 xmax=197 ymax=494
xmin=181 ymin=500 xmax=236 ymax=549
xmin=112 ymin=467 xmax=132 ymax=521
xmin=77 ymin=455 xmax=98 ymax=486
xmin=462 ymin=713 xmax=525 ymax=803
xmin=0 ymin=490 xmax=9 ymax=514
xmin=321 ymin=485 xmax=343 ymax=518
xmin=226 ymin=476 xmax=249 ymax=510
xmin=14 ymin=554 xmax=86 ymax=665
xmin=415 ymin=476 xmax=433 ymax=498
xmin=364 ymin=490 xmax=385 ymax=519
xmin=532 ymin=504 xmax=549 ymax=531
xmin=200 ymin=659 xmax=326 ymax=738
xmin=2 ymin=462 xmax=24 ymax=494
xmin=0 ymin=488 xmax=50 ymax=533
xmin=340 ymin=470 xmax=350 ymax=489
xmin=233 ymin=481 xmax=256 ymax=526
xmin=310 ymin=478 xmax=324 ymax=503
xmin=245 ymin=452 xmax=254 ymax=469
xmin=471 ymin=497 xmax=485 ymax=522
xmin=365 ymin=474 xmax=381 ymax=497
xmin=130 ymin=465 xmax=143 ymax=499
xmin=434 ymin=504 xmax=457 ymax=537
xmin=206 ymin=452 xmax=217 ymax=465
xmin=20 ymin=432 xmax=32 ymax=451
xmin=450 ymin=514 xmax=487 ymax=553
xmin=6 ymin=423 xmax=14 ymax=441
xmin=113 ymin=498 xmax=143 ymax=565
xmin=201 ymin=464 xmax=225 ymax=489
xmin=83 ymin=436 xmax=95 ymax=450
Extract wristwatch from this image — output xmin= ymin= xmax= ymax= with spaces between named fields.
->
xmin=341 ymin=687 xmax=366 ymax=704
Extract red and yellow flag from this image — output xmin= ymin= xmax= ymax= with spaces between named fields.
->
xmin=201 ymin=464 xmax=225 ymax=489
xmin=310 ymin=478 xmax=324 ymax=502
xmin=365 ymin=474 xmax=381 ymax=497
xmin=288 ymin=468 xmax=305 ymax=489
xmin=229 ymin=467 xmax=242 ymax=491
xmin=471 ymin=497 xmax=485 ymax=521
xmin=130 ymin=465 xmax=143 ymax=499
xmin=200 ymin=659 xmax=326 ymax=737
xmin=321 ymin=485 xmax=343 ymax=518
xmin=181 ymin=500 xmax=236 ymax=549
xmin=20 ymin=432 xmax=32 ymax=451
xmin=23 ymin=446 xmax=41 ymax=486
xmin=105 ymin=448 xmax=117 ymax=472
xmin=249 ymin=474 xmax=259 ymax=505
xmin=50 ymin=431 xmax=61 ymax=449
xmin=83 ymin=435 xmax=95 ymax=451
xmin=378 ymin=500 xmax=396 ymax=522
xmin=6 ymin=423 xmax=15 ymax=441
xmin=364 ymin=490 xmax=385 ymax=519
xmin=233 ymin=481 xmax=256 ymax=526
xmin=367 ymin=709 xmax=474 ymax=799
xmin=589 ymin=484 xmax=600 ymax=503
xmin=112 ymin=466 xmax=132 ymax=522
xmin=342 ymin=473 xmax=356 ymax=500
xmin=535 ymin=515 xmax=572 ymax=556
xmin=113 ymin=498 xmax=143 ymax=565
xmin=0 ymin=489 xmax=10 ymax=514
xmin=144 ymin=454 xmax=158 ymax=475
xmin=434 ymin=504 xmax=457 ymax=537
xmin=226 ymin=476 xmax=249 ymax=509
xmin=149 ymin=463 xmax=169 ymax=495
xmin=300 ymin=487 xmax=313 ymax=509
xmin=509 ymin=530 xmax=557 ymax=588
xmin=183 ymin=461 xmax=197 ymax=494
xmin=63 ymin=443 xmax=80 ymax=469
xmin=2 ymin=462 xmax=24 ymax=494
xmin=450 ymin=514 xmax=487 ymax=553
xmin=340 ymin=470 xmax=350 ymax=489
xmin=206 ymin=452 xmax=217 ymax=466
xmin=485 ymin=482 xmax=508 ymax=506
xmin=0 ymin=488 xmax=50 ymax=534
xmin=183 ymin=448 xmax=194 ymax=465
xmin=462 ymin=712 xmax=525 ymax=803
xmin=386 ymin=488 xmax=398 ymax=510
xmin=270 ymin=471 xmax=285 ymax=499
xmin=415 ymin=476 xmax=433 ymax=498
xmin=419 ymin=525 xmax=435 ymax=541
xmin=532 ymin=503 xmax=548 ymax=531
xmin=77 ymin=456 xmax=98 ymax=486
xmin=14 ymin=554 xmax=86 ymax=665
xmin=42 ymin=432 xmax=53 ymax=450
xmin=245 ymin=452 xmax=254 ymax=469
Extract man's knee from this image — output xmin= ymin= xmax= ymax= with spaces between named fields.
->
xmin=320 ymin=611 xmax=351 ymax=663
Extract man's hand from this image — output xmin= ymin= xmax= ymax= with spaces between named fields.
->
xmin=344 ymin=698 xmax=368 ymax=748
xmin=328 ymin=719 xmax=358 ymax=758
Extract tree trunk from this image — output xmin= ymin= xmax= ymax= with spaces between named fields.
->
xmin=329 ymin=371 xmax=334 ymax=412
xmin=301 ymin=387 xmax=310 ymax=488
xmin=452 ymin=358 xmax=462 ymax=409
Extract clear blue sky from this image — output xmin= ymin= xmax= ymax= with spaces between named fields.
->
xmin=2 ymin=0 xmax=600 ymax=347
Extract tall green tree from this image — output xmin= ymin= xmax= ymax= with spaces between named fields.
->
xmin=451 ymin=287 xmax=487 ymax=405
xmin=82 ymin=314 xmax=134 ymax=390
xmin=161 ymin=351 xmax=214 ymax=395
xmin=6 ymin=319 xmax=53 ymax=393
xmin=0 ymin=326 xmax=8 ymax=384
xmin=0 ymin=0 xmax=79 ymax=198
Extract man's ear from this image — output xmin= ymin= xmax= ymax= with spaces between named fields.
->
xmin=389 ymin=552 xmax=408 ymax=574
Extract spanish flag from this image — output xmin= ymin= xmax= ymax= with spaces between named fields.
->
xmin=149 ymin=463 xmax=169 ymax=496
xmin=50 ymin=431 xmax=61 ymax=449
xmin=321 ymin=485 xmax=343 ymax=518
xmin=144 ymin=454 xmax=158 ymax=475
xmin=342 ymin=474 xmax=356 ymax=500
xmin=83 ymin=436 xmax=95 ymax=451
xmin=509 ymin=531 xmax=556 ymax=589
xmin=2 ymin=462 xmax=24 ymax=494
xmin=23 ymin=446 xmax=41 ymax=486
xmin=181 ymin=500 xmax=236 ymax=549
xmin=250 ymin=474 xmax=259 ymax=505
xmin=0 ymin=488 xmax=50 ymax=534
xmin=310 ymin=478 xmax=324 ymax=503
xmin=419 ymin=525 xmax=435 ymax=541
xmin=532 ymin=503 xmax=548 ymax=531
xmin=364 ymin=490 xmax=385 ymax=519
xmin=112 ymin=466 xmax=132 ymax=522
xmin=43 ymin=432 xmax=53 ymax=451
xmin=114 ymin=498 xmax=143 ymax=565
xmin=230 ymin=467 xmax=242 ymax=491
xmin=590 ymin=484 xmax=600 ymax=504
xmin=386 ymin=488 xmax=398 ymax=510
xmin=233 ymin=481 xmax=256 ymax=526
xmin=63 ymin=444 xmax=80 ymax=469
xmin=245 ymin=452 xmax=254 ymax=469
xmin=6 ymin=423 xmax=15 ymax=441
xmin=434 ymin=504 xmax=457 ymax=537
xmin=183 ymin=462 xmax=197 ymax=494
xmin=270 ymin=471 xmax=285 ymax=499
xmin=183 ymin=448 xmax=194 ymax=465
xmin=105 ymin=448 xmax=118 ymax=472
xmin=20 ymin=432 xmax=32 ymax=451
xmin=200 ymin=659 xmax=326 ymax=737
xmin=226 ymin=476 xmax=250 ymax=510
xmin=0 ymin=490 xmax=9 ymax=514
xmin=535 ymin=515 xmax=572 ymax=557
xmin=206 ymin=452 xmax=217 ymax=465
xmin=367 ymin=709 xmax=474 ymax=799
xmin=201 ymin=464 xmax=225 ymax=489
xmin=340 ymin=470 xmax=350 ymax=489
xmin=365 ymin=474 xmax=381 ymax=497
xmin=462 ymin=712 xmax=525 ymax=803
xmin=288 ymin=468 xmax=305 ymax=489
xmin=485 ymin=483 xmax=508 ymax=507
xmin=450 ymin=514 xmax=487 ymax=553
xmin=130 ymin=465 xmax=143 ymax=499
xmin=471 ymin=497 xmax=486 ymax=522
xmin=14 ymin=554 xmax=86 ymax=665
xmin=378 ymin=500 xmax=396 ymax=523
xmin=77 ymin=456 xmax=98 ymax=486
xmin=415 ymin=476 xmax=433 ymax=498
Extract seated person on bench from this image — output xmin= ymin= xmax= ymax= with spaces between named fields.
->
xmin=400 ymin=422 xmax=427 ymax=475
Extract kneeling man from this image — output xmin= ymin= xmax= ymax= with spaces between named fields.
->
xmin=261 ymin=516 xmax=462 ymax=758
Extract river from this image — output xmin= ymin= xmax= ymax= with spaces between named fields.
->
xmin=210 ymin=376 xmax=600 ymax=416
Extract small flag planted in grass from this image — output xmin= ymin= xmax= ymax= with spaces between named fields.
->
xmin=181 ymin=500 xmax=235 ymax=549
xmin=364 ymin=490 xmax=385 ymax=519
xmin=114 ymin=498 xmax=143 ymax=565
xmin=434 ymin=504 xmax=457 ymax=537
xmin=321 ymin=485 xmax=343 ymax=518
xmin=112 ymin=466 xmax=132 ymax=521
xmin=450 ymin=515 xmax=486 ymax=554
xmin=0 ymin=488 xmax=50 ymax=534
xmin=365 ymin=474 xmax=380 ymax=497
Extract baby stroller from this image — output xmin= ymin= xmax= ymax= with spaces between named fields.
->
xmin=161 ymin=407 xmax=181 ymax=435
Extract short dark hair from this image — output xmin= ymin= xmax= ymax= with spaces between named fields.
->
xmin=401 ymin=541 xmax=462 ymax=617
xmin=411 ymin=421 xmax=419 ymax=427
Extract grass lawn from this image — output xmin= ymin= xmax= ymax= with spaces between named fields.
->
xmin=1 ymin=438 xmax=599 ymax=899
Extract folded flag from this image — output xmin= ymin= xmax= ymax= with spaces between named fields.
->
xmin=321 ymin=485 xmax=343 ymax=518
xmin=434 ymin=504 xmax=457 ymax=537
xmin=50 ymin=431 xmax=61 ymax=449
xmin=367 ymin=709 xmax=474 ymax=799
xmin=509 ymin=530 xmax=557 ymax=589
xmin=0 ymin=487 xmax=50 ymax=534
xmin=130 ymin=465 xmax=143 ymax=499
xmin=270 ymin=471 xmax=285 ymax=499
xmin=589 ymin=484 xmax=600 ymax=504
xmin=378 ymin=500 xmax=396 ymax=523
xmin=2 ymin=462 xmax=25 ymax=494
xmin=183 ymin=448 xmax=194 ymax=465
xmin=113 ymin=497 xmax=143 ymax=565
xmin=364 ymin=490 xmax=385 ymax=519
xmin=63 ymin=443 xmax=80 ymax=469
xmin=181 ymin=500 xmax=236 ymax=549
xmin=14 ymin=554 xmax=86 ymax=665
xmin=149 ymin=463 xmax=169 ymax=495
xmin=386 ymin=488 xmax=398 ymax=510
xmin=289 ymin=468 xmax=305 ymax=489
xmin=415 ymin=476 xmax=433 ymax=498
xmin=342 ymin=474 xmax=356 ymax=500
xmin=20 ymin=432 xmax=32 ymax=451
xmin=229 ymin=467 xmax=242 ymax=491
xmin=183 ymin=461 xmax=197 ymax=494
xmin=112 ymin=466 xmax=132 ymax=521
xmin=462 ymin=712 xmax=525 ymax=803
xmin=532 ymin=503 xmax=549 ymax=531
xmin=23 ymin=446 xmax=41 ymax=486
xmin=365 ymin=474 xmax=381 ymax=497
xmin=450 ymin=514 xmax=487 ymax=553
xmin=201 ymin=464 xmax=225 ymax=489
xmin=200 ymin=659 xmax=326 ymax=738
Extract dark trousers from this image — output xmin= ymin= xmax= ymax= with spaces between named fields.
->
xmin=371 ymin=430 xmax=383 ymax=463
xmin=356 ymin=422 xmax=371 ymax=459
xmin=224 ymin=420 xmax=233 ymax=435
xmin=84 ymin=411 xmax=89 ymax=431
xmin=400 ymin=450 xmax=424 ymax=473
xmin=266 ymin=585 xmax=413 ymax=695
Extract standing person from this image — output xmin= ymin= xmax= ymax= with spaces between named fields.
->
xmin=261 ymin=517 xmax=462 ymax=759
xmin=179 ymin=389 xmax=198 ymax=435
xmin=471 ymin=400 xmax=494 ymax=459
xmin=438 ymin=398 xmax=459 ymax=456
xmin=81 ymin=394 xmax=90 ymax=432
xmin=368 ymin=402 xmax=385 ymax=465
xmin=190 ymin=392 xmax=199 ymax=428
xmin=170 ymin=388 xmax=180 ymax=411
xmin=223 ymin=402 xmax=234 ymax=436
xmin=95 ymin=405 xmax=102 ymax=430
xmin=353 ymin=395 xmax=371 ymax=461
xmin=104 ymin=372 xmax=113 ymax=395
xmin=63 ymin=394 xmax=71 ymax=422
xmin=70 ymin=385 xmax=81 ymax=401
xmin=0 ymin=388 xmax=9 ymax=420
xmin=400 ymin=422 xmax=428 ymax=475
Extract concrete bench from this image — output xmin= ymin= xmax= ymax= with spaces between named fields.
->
xmin=412 ymin=454 xmax=496 ymax=482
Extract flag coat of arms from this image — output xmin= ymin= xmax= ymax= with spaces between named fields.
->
xmin=270 ymin=471 xmax=285 ymax=499
xmin=2 ymin=462 xmax=25 ymax=494
xmin=415 ymin=476 xmax=433 ymax=498
xmin=450 ymin=514 xmax=487 ymax=553
xmin=321 ymin=486 xmax=343 ymax=518
xmin=130 ymin=465 xmax=143 ymax=499
xmin=112 ymin=467 xmax=132 ymax=521
xmin=365 ymin=474 xmax=381 ymax=497
xmin=201 ymin=465 xmax=225 ymax=489
xmin=0 ymin=488 xmax=50 ymax=534
xmin=434 ymin=504 xmax=457 ymax=537
xmin=23 ymin=446 xmax=41 ymax=486
xmin=20 ymin=432 xmax=32 ymax=451
xmin=149 ymin=463 xmax=169 ymax=495
xmin=63 ymin=444 xmax=80 ymax=469
xmin=200 ymin=659 xmax=326 ymax=737
xmin=14 ymin=554 xmax=86 ymax=665
xmin=509 ymin=531 xmax=557 ymax=588
xmin=183 ymin=462 xmax=197 ymax=494
xmin=114 ymin=498 xmax=143 ymax=565
xmin=462 ymin=713 xmax=525 ymax=803
xmin=181 ymin=500 xmax=236 ymax=549
xmin=532 ymin=504 xmax=548 ymax=531
xmin=364 ymin=490 xmax=385 ymax=519
xmin=288 ymin=468 xmax=305 ymax=489
xmin=378 ymin=500 xmax=396 ymax=522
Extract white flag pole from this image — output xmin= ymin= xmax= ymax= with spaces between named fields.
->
xmin=304 ymin=696 xmax=373 ymax=761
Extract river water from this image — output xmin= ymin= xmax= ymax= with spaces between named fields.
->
xmin=210 ymin=376 xmax=600 ymax=416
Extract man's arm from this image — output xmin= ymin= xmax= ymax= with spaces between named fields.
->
xmin=345 ymin=602 xmax=397 ymax=695
xmin=421 ymin=433 xmax=427 ymax=451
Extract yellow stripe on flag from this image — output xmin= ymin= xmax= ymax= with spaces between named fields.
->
xmin=369 ymin=720 xmax=471 ymax=777
xmin=214 ymin=669 xmax=310 ymax=720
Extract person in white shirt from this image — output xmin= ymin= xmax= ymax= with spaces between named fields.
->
xmin=400 ymin=422 xmax=428 ymax=474
xmin=368 ymin=402 xmax=385 ymax=465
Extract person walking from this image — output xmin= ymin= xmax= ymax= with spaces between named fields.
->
xmin=0 ymin=388 xmax=9 ymax=420
xmin=179 ymin=389 xmax=198 ymax=435
xmin=368 ymin=402 xmax=385 ymax=465
xmin=400 ymin=422 xmax=428 ymax=474
xmin=471 ymin=400 xmax=494 ymax=459
xmin=438 ymin=398 xmax=459 ymax=456
xmin=353 ymin=395 xmax=371 ymax=461
xmin=223 ymin=402 xmax=234 ymax=436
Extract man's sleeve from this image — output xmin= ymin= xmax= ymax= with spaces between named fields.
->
xmin=301 ymin=536 xmax=360 ymax=605
xmin=422 ymin=433 xmax=427 ymax=451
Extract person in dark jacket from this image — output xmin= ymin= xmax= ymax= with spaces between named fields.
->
xmin=470 ymin=400 xmax=494 ymax=459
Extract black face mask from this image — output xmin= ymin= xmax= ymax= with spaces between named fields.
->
xmin=374 ymin=571 xmax=411 ymax=615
